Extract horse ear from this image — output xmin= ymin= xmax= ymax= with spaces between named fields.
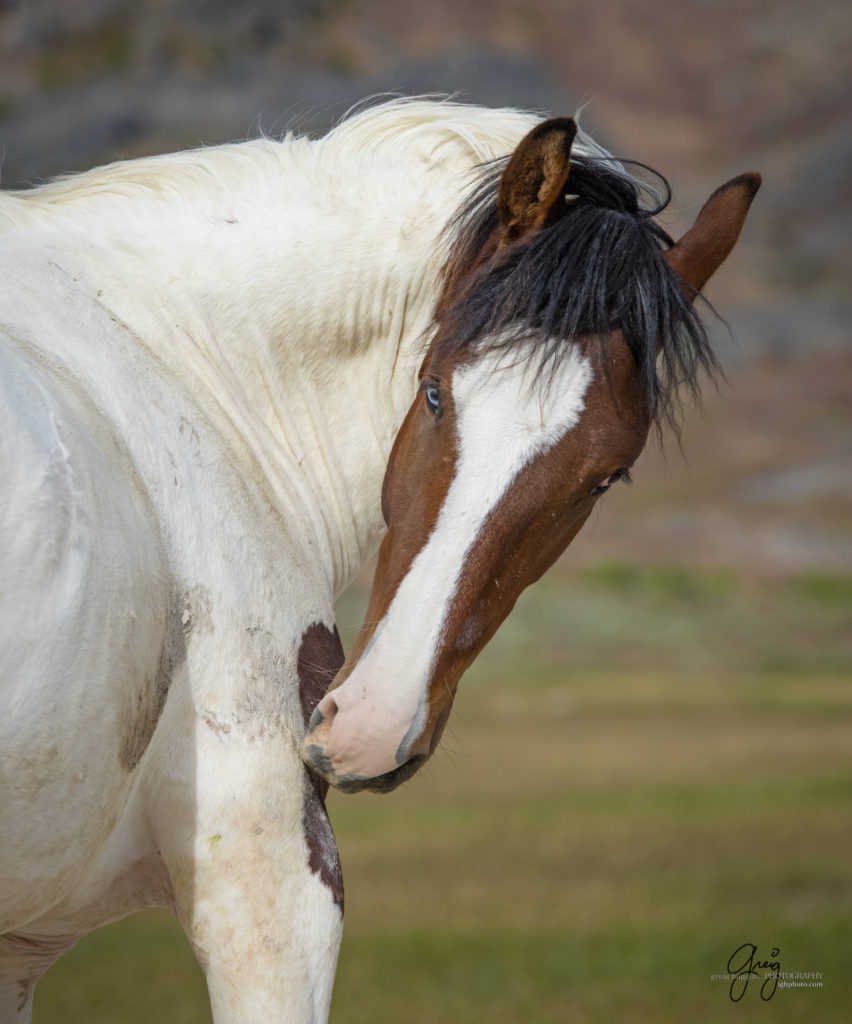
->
xmin=497 ymin=117 xmax=578 ymax=243
xmin=664 ymin=172 xmax=761 ymax=297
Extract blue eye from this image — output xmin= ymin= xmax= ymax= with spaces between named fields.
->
xmin=424 ymin=384 xmax=441 ymax=415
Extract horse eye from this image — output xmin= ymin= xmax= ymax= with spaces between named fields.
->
xmin=592 ymin=468 xmax=632 ymax=495
xmin=424 ymin=384 xmax=441 ymax=415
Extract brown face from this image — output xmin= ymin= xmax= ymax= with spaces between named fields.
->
xmin=300 ymin=117 xmax=760 ymax=793
xmin=299 ymin=328 xmax=650 ymax=793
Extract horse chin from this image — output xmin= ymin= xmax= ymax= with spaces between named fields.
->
xmin=302 ymin=744 xmax=427 ymax=794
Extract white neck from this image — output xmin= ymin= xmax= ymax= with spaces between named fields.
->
xmin=6 ymin=100 xmax=543 ymax=595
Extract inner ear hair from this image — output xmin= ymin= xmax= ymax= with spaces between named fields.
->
xmin=497 ymin=117 xmax=578 ymax=241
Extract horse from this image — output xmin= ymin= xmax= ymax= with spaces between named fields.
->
xmin=0 ymin=97 xmax=758 ymax=1021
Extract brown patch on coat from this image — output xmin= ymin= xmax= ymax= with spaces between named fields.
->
xmin=297 ymin=622 xmax=344 ymax=730
xmin=302 ymin=769 xmax=344 ymax=913
xmin=297 ymin=621 xmax=345 ymax=912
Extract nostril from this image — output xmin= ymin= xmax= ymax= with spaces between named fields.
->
xmin=308 ymin=693 xmax=338 ymax=733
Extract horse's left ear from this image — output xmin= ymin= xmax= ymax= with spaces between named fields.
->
xmin=497 ymin=117 xmax=578 ymax=244
xmin=664 ymin=172 xmax=762 ymax=297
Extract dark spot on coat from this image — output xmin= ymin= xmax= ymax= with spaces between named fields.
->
xmin=297 ymin=621 xmax=345 ymax=912
xmin=296 ymin=621 xmax=344 ymax=729
xmin=302 ymin=769 xmax=344 ymax=913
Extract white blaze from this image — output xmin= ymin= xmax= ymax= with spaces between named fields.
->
xmin=316 ymin=339 xmax=593 ymax=779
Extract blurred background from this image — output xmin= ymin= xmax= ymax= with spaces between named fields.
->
xmin=3 ymin=1 xmax=849 ymax=1021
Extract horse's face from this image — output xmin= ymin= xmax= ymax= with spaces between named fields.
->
xmin=302 ymin=119 xmax=759 ymax=793
xmin=303 ymin=333 xmax=647 ymax=793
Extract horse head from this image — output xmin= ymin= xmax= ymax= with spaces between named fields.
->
xmin=302 ymin=117 xmax=760 ymax=793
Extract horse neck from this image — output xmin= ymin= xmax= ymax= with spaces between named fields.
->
xmin=18 ymin=136 xmax=468 ymax=596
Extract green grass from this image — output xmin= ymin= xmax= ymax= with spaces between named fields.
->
xmin=34 ymin=565 xmax=852 ymax=1022
xmin=34 ymin=910 xmax=209 ymax=1023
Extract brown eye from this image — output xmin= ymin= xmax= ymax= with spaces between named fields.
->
xmin=592 ymin=468 xmax=632 ymax=495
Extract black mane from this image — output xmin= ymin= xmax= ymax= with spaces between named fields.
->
xmin=437 ymin=154 xmax=719 ymax=434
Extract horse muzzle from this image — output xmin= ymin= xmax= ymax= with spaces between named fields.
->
xmin=299 ymin=682 xmax=433 ymax=793
xmin=301 ymin=737 xmax=427 ymax=793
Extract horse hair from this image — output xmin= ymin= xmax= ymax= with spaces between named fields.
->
xmin=437 ymin=154 xmax=720 ymax=436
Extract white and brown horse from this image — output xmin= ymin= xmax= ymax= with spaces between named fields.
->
xmin=0 ymin=98 xmax=758 ymax=1021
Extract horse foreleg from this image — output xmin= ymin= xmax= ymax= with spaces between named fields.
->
xmin=0 ymin=932 xmax=76 ymax=1022
xmin=155 ymin=742 xmax=344 ymax=1024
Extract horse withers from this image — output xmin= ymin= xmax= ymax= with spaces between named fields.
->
xmin=0 ymin=99 xmax=758 ymax=1021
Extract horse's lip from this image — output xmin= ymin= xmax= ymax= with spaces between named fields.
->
xmin=302 ymin=743 xmax=426 ymax=794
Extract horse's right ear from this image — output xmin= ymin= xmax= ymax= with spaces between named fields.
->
xmin=664 ymin=172 xmax=762 ymax=297
xmin=497 ymin=117 xmax=578 ymax=244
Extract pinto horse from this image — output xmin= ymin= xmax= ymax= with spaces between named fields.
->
xmin=0 ymin=98 xmax=758 ymax=1021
